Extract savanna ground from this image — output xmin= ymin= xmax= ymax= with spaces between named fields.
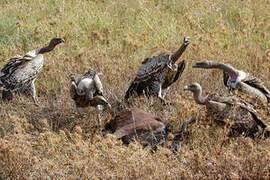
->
xmin=0 ymin=0 xmax=270 ymax=179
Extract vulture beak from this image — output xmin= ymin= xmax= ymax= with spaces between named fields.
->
xmin=91 ymin=95 xmax=111 ymax=110
xmin=183 ymin=36 xmax=190 ymax=45
xmin=56 ymin=37 xmax=65 ymax=43
xmin=85 ymin=89 xmax=94 ymax=100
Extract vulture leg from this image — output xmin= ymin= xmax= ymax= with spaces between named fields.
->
xmin=161 ymin=87 xmax=170 ymax=99
xmin=151 ymin=81 xmax=166 ymax=105
xmin=30 ymin=80 xmax=39 ymax=106
xmin=158 ymin=91 xmax=166 ymax=105
xmin=91 ymin=96 xmax=111 ymax=126
xmin=96 ymin=105 xmax=103 ymax=126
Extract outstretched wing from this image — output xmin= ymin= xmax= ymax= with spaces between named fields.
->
xmin=69 ymin=73 xmax=82 ymax=99
xmin=243 ymin=74 xmax=270 ymax=103
xmin=162 ymin=60 xmax=186 ymax=89
xmin=69 ymin=81 xmax=78 ymax=99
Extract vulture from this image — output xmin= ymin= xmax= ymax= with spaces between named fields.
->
xmin=193 ymin=61 xmax=270 ymax=105
xmin=184 ymin=83 xmax=268 ymax=137
xmin=125 ymin=37 xmax=190 ymax=104
xmin=105 ymin=107 xmax=196 ymax=151
xmin=0 ymin=38 xmax=64 ymax=105
xmin=69 ymin=68 xmax=111 ymax=125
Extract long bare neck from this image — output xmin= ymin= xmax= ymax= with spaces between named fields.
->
xmin=170 ymin=43 xmax=189 ymax=63
xmin=193 ymin=88 xmax=207 ymax=105
xmin=209 ymin=62 xmax=238 ymax=77
xmin=38 ymin=43 xmax=56 ymax=54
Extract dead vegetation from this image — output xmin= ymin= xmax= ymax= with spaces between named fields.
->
xmin=0 ymin=0 xmax=270 ymax=179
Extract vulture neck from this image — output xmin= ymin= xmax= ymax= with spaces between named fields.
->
xmin=208 ymin=62 xmax=239 ymax=77
xmin=38 ymin=43 xmax=57 ymax=54
xmin=193 ymin=88 xmax=207 ymax=105
xmin=170 ymin=42 xmax=188 ymax=63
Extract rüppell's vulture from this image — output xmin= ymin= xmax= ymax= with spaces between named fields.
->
xmin=184 ymin=83 xmax=268 ymax=137
xmin=125 ymin=37 xmax=190 ymax=104
xmin=0 ymin=38 xmax=64 ymax=105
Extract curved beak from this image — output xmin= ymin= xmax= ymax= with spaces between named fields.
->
xmin=57 ymin=38 xmax=65 ymax=43
xmin=86 ymin=90 xmax=94 ymax=100
xmin=183 ymin=36 xmax=190 ymax=45
xmin=91 ymin=95 xmax=111 ymax=110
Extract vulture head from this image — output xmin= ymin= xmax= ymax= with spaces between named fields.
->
xmin=184 ymin=83 xmax=201 ymax=93
xmin=77 ymin=78 xmax=96 ymax=100
xmin=49 ymin=37 xmax=65 ymax=47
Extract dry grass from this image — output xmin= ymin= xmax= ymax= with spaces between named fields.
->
xmin=0 ymin=0 xmax=270 ymax=179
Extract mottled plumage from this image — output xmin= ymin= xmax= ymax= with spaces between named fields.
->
xmin=125 ymin=37 xmax=190 ymax=104
xmin=69 ymin=68 xmax=110 ymax=125
xmin=0 ymin=38 xmax=64 ymax=105
xmin=105 ymin=108 xmax=196 ymax=151
xmin=223 ymin=71 xmax=270 ymax=104
xmin=184 ymin=83 xmax=267 ymax=137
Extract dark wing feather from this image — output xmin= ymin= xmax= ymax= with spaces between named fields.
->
xmin=124 ymin=80 xmax=138 ymax=99
xmin=208 ymin=93 xmax=235 ymax=105
xmin=243 ymin=74 xmax=270 ymax=103
xmin=141 ymin=57 xmax=151 ymax=64
xmin=223 ymin=71 xmax=230 ymax=87
xmin=125 ymin=53 xmax=170 ymax=98
xmin=0 ymin=56 xmax=33 ymax=86
xmin=162 ymin=60 xmax=186 ymax=89
xmin=237 ymin=102 xmax=267 ymax=129
xmin=135 ymin=53 xmax=170 ymax=82
xmin=173 ymin=60 xmax=186 ymax=83
xmin=1 ymin=56 xmax=31 ymax=77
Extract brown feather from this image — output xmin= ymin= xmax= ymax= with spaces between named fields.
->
xmin=243 ymin=74 xmax=270 ymax=103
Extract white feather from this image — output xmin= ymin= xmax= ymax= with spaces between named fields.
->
xmin=13 ymin=54 xmax=44 ymax=83
xmin=77 ymin=78 xmax=95 ymax=95
xmin=228 ymin=70 xmax=246 ymax=88
xmin=25 ymin=49 xmax=38 ymax=58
